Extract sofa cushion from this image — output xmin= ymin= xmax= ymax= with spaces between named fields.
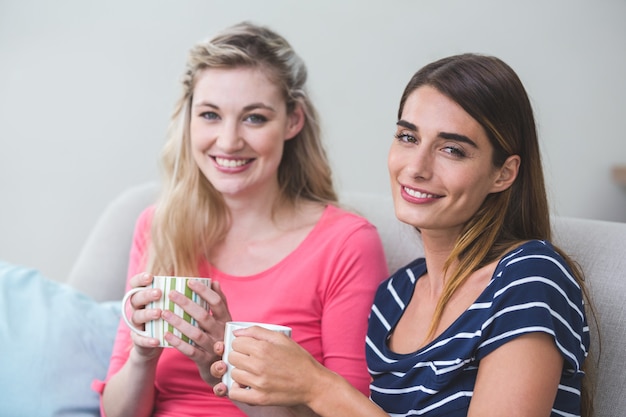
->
xmin=0 ymin=260 xmax=120 ymax=417
xmin=552 ymin=216 xmax=626 ymax=416
xmin=67 ymin=182 xmax=159 ymax=302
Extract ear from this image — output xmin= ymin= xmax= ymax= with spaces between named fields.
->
xmin=285 ymin=102 xmax=306 ymax=141
xmin=490 ymin=155 xmax=520 ymax=193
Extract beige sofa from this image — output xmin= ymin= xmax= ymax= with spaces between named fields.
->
xmin=67 ymin=182 xmax=626 ymax=416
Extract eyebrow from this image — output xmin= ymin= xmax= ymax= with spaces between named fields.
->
xmin=439 ymin=132 xmax=478 ymax=148
xmin=397 ymin=119 xmax=416 ymax=130
xmin=396 ymin=119 xmax=478 ymax=148
xmin=244 ymin=103 xmax=276 ymax=112
xmin=193 ymin=101 xmax=276 ymax=112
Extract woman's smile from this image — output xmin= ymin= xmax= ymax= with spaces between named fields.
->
xmin=212 ymin=156 xmax=254 ymax=170
xmin=402 ymin=185 xmax=442 ymax=201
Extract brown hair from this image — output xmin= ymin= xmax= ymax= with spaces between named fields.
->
xmin=398 ymin=53 xmax=595 ymax=415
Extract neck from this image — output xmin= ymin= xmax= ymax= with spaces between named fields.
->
xmin=221 ymin=178 xmax=283 ymax=232
xmin=225 ymin=196 xmax=305 ymax=244
xmin=420 ymin=230 xmax=460 ymax=295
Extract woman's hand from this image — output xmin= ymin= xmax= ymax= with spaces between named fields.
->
xmin=211 ymin=326 xmax=324 ymax=406
xmin=210 ymin=327 xmax=388 ymax=417
xmin=125 ymin=272 xmax=164 ymax=361
xmin=162 ymin=280 xmax=232 ymax=385
xmin=210 ymin=340 xmax=229 ymax=396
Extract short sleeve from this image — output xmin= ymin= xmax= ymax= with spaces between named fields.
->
xmin=319 ymin=219 xmax=389 ymax=394
xmin=476 ymin=242 xmax=589 ymax=377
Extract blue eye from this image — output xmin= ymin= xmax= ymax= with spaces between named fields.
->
xmin=200 ymin=111 xmax=219 ymax=120
xmin=245 ymin=114 xmax=267 ymax=124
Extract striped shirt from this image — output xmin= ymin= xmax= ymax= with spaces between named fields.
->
xmin=366 ymin=240 xmax=589 ymax=417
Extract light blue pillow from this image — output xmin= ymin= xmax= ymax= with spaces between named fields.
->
xmin=0 ymin=260 xmax=121 ymax=417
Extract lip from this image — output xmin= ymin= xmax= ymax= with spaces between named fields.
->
xmin=210 ymin=155 xmax=254 ymax=173
xmin=400 ymin=185 xmax=442 ymax=203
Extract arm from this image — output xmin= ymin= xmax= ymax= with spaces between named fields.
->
xmin=316 ymin=221 xmax=389 ymax=393
xmin=100 ymin=209 xmax=163 ymax=417
xmin=102 ymin=272 xmax=166 ymax=417
xmin=469 ymin=333 xmax=563 ymax=417
xmin=218 ymin=326 xmax=389 ymax=417
xmin=468 ymin=242 xmax=587 ymax=417
xmin=102 ymin=343 xmax=161 ymax=417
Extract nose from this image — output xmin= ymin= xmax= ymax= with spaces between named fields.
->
xmin=406 ymin=145 xmax=433 ymax=180
xmin=215 ymin=120 xmax=244 ymax=153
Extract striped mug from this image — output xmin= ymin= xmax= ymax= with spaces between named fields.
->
xmin=121 ymin=276 xmax=211 ymax=347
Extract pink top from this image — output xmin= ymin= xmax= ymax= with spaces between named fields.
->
xmin=95 ymin=204 xmax=388 ymax=417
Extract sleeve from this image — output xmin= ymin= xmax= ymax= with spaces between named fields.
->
xmin=475 ymin=244 xmax=589 ymax=377
xmin=92 ymin=207 xmax=154 ymax=397
xmin=319 ymin=219 xmax=389 ymax=395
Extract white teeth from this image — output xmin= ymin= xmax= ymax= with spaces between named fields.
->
xmin=215 ymin=157 xmax=250 ymax=168
xmin=404 ymin=187 xmax=436 ymax=198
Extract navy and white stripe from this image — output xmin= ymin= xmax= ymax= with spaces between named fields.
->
xmin=366 ymin=240 xmax=589 ymax=417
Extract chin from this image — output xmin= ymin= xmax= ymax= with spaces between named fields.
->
xmin=393 ymin=206 xmax=420 ymax=228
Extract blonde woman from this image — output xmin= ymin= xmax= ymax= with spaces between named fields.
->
xmin=96 ymin=22 xmax=388 ymax=417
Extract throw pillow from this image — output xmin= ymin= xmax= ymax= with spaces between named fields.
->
xmin=0 ymin=260 xmax=121 ymax=417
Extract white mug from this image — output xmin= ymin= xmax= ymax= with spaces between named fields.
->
xmin=222 ymin=321 xmax=292 ymax=390
xmin=121 ymin=276 xmax=211 ymax=347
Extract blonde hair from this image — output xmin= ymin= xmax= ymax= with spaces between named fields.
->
xmin=147 ymin=22 xmax=337 ymax=276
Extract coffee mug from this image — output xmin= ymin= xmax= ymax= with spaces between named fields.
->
xmin=121 ymin=276 xmax=211 ymax=347
xmin=222 ymin=321 xmax=292 ymax=390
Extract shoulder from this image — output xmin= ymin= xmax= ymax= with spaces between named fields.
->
xmin=135 ymin=204 xmax=156 ymax=224
xmin=323 ymin=204 xmax=376 ymax=229
xmin=303 ymin=205 xmax=389 ymax=294
xmin=495 ymin=240 xmax=580 ymax=293
xmin=134 ymin=205 xmax=156 ymax=233
xmin=296 ymin=204 xmax=384 ymax=257
xmin=129 ymin=206 xmax=156 ymax=248
xmin=315 ymin=204 xmax=383 ymax=243
xmin=500 ymin=239 xmax=564 ymax=264
xmin=478 ymin=240 xmax=589 ymax=371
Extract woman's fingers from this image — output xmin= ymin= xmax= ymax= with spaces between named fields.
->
xmin=162 ymin=309 xmax=211 ymax=350
xmin=129 ymin=288 xmax=161 ymax=310
xmin=224 ymin=328 xmax=321 ymax=406
xmin=131 ymin=304 xmax=161 ymax=326
xmin=126 ymin=273 xmax=160 ymax=314
xmin=213 ymin=340 xmax=225 ymax=355
xmin=167 ymin=281 xmax=231 ymax=343
xmin=130 ymin=330 xmax=162 ymax=349
xmin=203 ymin=281 xmax=231 ymax=320
xmin=209 ymin=357 xmax=229 ymax=394
xmin=128 ymin=272 xmax=153 ymax=289
xmin=212 ymin=380 xmax=229 ymax=397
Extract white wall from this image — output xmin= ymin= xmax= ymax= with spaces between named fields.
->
xmin=1 ymin=0 xmax=625 ymax=282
